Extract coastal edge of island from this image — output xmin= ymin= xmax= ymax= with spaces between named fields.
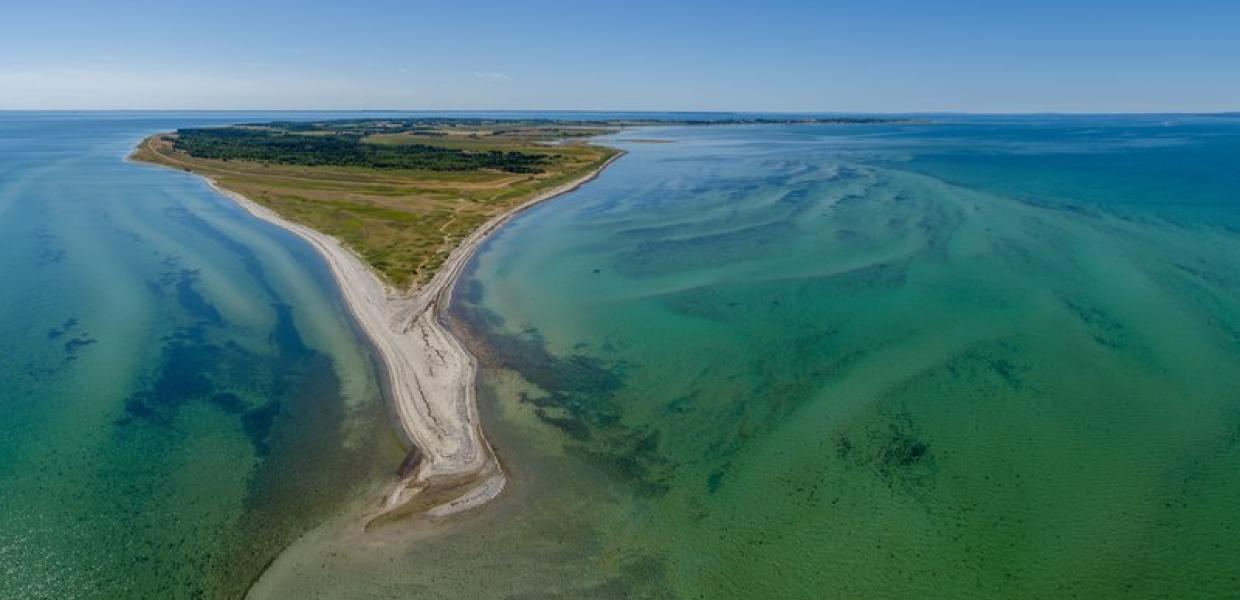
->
xmin=130 ymin=136 xmax=626 ymax=525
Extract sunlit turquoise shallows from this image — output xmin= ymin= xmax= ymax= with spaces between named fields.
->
xmin=257 ymin=115 xmax=1240 ymax=599
xmin=0 ymin=112 xmax=405 ymax=598
xmin=7 ymin=113 xmax=1240 ymax=600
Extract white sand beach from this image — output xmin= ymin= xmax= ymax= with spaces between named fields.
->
xmin=193 ymin=151 xmax=623 ymax=520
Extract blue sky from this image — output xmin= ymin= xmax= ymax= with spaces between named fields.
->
xmin=2 ymin=0 xmax=1238 ymax=112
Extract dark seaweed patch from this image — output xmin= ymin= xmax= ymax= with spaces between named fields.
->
xmin=174 ymin=269 xmax=223 ymax=325
xmin=208 ymin=392 xmax=246 ymax=414
xmin=835 ymin=435 xmax=854 ymax=459
xmin=883 ymin=432 xmax=928 ymax=467
xmin=46 ymin=317 xmax=79 ymax=340
xmin=118 ymin=253 xmax=311 ymax=463
xmin=242 ymin=401 xmax=280 ymax=456
xmin=815 ymin=262 xmax=907 ymax=292
xmin=457 ymin=277 xmax=485 ymax=305
xmin=63 ymin=335 xmax=97 ymax=354
xmin=707 ymin=465 xmax=727 ymax=494
xmin=455 ymin=300 xmax=672 ymax=497
xmin=662 ymin=391 xmax=697 ymax=415
xmin=1174 ymin=262 xmax=1232 ymax=289
xmin=268 ymin=302 xmax=309 ymax=358
xmin=47 ymin=319 xmax=97 ymax=361
xmin=164 ymin=205 xmax=278 ymax=298
xmin=531 ymin=405 xmax=593 ymax=441
xmin=944 ymin=340 xmax=1032 ymax=392
xmin=123 ymin=398 xmax=156 ymax=420
xmin=83 ymin=195 xmax=395 ymax=599
xmin=1059 ymin=294 xmax=1128 ymax=349
xmin=837 ymin=408 xmax=936 ymax=493
xmin=31 ymin=225 xmax=65 ymax=266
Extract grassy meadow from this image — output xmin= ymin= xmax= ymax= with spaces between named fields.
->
xmin=134 ymin=120 xmax=619 ymax=288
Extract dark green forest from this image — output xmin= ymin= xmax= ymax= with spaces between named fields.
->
xmin=171 ymin=128 xmax=549 ymax=173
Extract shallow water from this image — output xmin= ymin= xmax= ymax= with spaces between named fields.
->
xmin=257 ymin=115 xmax=1240 ymax=598
xmin=10 ymin=113 xmax=1240 ymax=598
xmin=0 ymin=112 xmax=405 ymax=598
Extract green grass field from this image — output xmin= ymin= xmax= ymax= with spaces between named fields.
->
xmin=135 ymin=120 xmax=619 ymax=288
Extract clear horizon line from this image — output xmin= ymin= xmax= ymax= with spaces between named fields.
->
xmin=0 ymin=108 xmax=1237 ymax=116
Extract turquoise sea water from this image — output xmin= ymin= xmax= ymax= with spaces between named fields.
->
xmin=256 ymin=115 xmax=1240 ymax=598
xmin=0 ymin=110 xmax=839 ymax=599
xmin=0 ymin=111 xmax=828 ymax=599
xmin=0 ymin=112 xmax=405 ymax=598
xmin=8 ymin=113 xmax=1240 ymax=599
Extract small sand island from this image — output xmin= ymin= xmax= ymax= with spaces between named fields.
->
xmin=132 ymin=116 xmax=898 ymax=524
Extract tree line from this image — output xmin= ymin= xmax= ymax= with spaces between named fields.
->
xmin=172 ymin=128 xmax=549 ymax=173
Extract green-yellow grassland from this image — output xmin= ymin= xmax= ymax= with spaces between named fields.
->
xmin=134 ymin=128 xmax=618 ymax=288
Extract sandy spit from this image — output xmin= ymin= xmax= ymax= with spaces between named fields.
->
xmin=173 ymin=151 xmax=624 ymax=519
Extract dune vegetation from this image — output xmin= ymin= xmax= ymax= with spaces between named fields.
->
xmin=135 ymin=119 xmax=620 ymax=288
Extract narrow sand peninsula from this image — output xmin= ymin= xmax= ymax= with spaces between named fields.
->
xmin=166 ymin=149 xmax=623 ymax=520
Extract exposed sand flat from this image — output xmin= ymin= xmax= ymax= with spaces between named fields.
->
xmin=172 ymin=151 xmax=624 ymax=519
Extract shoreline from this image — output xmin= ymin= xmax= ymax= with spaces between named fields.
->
xmin=136 ymin=139 xmax=625 ymax=520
